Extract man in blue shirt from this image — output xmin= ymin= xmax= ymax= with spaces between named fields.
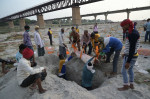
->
xmin=98 ymin=37 xmax=122 ymax=75
xmin=144 ymin=18 xmax=150 ymax=42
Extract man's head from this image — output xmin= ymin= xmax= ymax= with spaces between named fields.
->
xmin=49 ymin=28 xmax=51 ymax=30
xmin=59 ymin=54 xmax=64 ymax=60
xmin=24 ymin=25 xmax=30 ymax=31
xmin=71 ymin=27 xmax=74 ymax=31
xmin=84 ymin=30 xmax=88 ymax=36
xmin=91 ymin=32 xmax=95 ymax=39
xmin=35 ymin=25 xmax=39 ymax=31
xmin=22 ymin=47 xmax=34 ymax=60
xmin=19 ymin=44 xmax=27 ymax=54
xmin=61 ymin=28 xmax=64 ymax=34
xmin=147 ymin=18 xmax=150 ymax=22
xmin=120 ymin=19 xmax=133 ymax=34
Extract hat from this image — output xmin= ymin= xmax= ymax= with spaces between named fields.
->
xmin=35 ymin=25 xmax=39 ymax=30
xmin=22 ymin=47 xmax=34 ymax=59
xmin=120 ymin=19 xmax=133 ymax=34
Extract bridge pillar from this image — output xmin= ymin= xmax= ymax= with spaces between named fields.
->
xmin=72 ymin=6 xmax=81 ymax=25
xmin=94 ymin=15 xmax=97 ymax=23
xmin=104 ymin=13 xmax=108 ymax=23
xmin=37 ymin=14 xmax=45 ymax=28
xmin=19 ymin=18 xmax=25 ymax=30
xmin=67 ymin=18 xmax=71 ymax=25
xmin=58 ymin=19 xmax=61 ymax=27
xmin=8 ymin=20 xmax=14 ymax=29
xmin=127 ymin=11 xmax=130 ymax=19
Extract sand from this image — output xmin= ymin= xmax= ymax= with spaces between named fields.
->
xmin=0 ymin=21 xmax=150 ymax=99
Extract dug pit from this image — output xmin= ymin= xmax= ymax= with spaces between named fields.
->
xmin=35 ymin=54 xmax=122 ymax=90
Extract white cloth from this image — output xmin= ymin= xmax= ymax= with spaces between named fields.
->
xmin=86 ymin=65 xmax=95 ymax=73
xmin=58 ymin=32 xmax=65 ymax=47
xmin=17 ymin=58 xmax=44 ymax=85
xmin=104 ymin=37 xmax=110 ymax=46
xmin=34 ymin=31 xmax=45 ymax=48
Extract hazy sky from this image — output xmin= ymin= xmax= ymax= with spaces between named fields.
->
xmin=0 ymin=0 xmax=150 ymax=21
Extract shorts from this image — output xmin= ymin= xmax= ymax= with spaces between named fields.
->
xmin=20 ymin=71 xmax=47 ymax=87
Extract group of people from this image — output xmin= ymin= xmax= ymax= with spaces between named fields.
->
xmin=0 ymin=18 xmax=141 ymax=93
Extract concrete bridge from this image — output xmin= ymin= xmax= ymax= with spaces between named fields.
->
xmin=0 ymin=0 xmax=149 ymax=30
xmin=0 ymin=0 xmax=103 ymax=29
xmin=45 ymin=6 xmax=150 ymax=25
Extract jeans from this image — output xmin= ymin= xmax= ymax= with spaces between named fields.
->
xmin=106 ymin=48 xmax=122 ymax=73
xmin=59 ymin=46 xmax=66 ymax=58
xmin=145 ymin=31 xmax=150 ymax=42
xmin=83 ymin=42 xmax=92 ymax=55
xmin=121 ymin=56 xmax=137 ymax=84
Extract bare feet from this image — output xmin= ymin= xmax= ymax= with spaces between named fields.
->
xmin=29 ymin=85 xmax=37 ymax=90
xmin=39 ymin=89 xmax=47 ymax=94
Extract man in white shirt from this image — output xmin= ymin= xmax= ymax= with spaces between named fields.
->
xmin=17 ymin=47 xmax=47 ymax=93
xmin=34 ymin=25 xmax=45 ymax=57
xmin=58 ymin=28 xmax=67 ymax=58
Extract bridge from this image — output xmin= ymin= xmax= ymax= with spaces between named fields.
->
xmin=45 ymin=6 xmax=150 ymax=24
xmin=0 ymin=0 xmax=103 ymax=29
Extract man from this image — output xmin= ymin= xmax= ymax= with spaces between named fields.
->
xmin=75 ymin=25 xmax=79 ymax=33
xmin=47 ymin=28 xmax=53 ymax=46
xmin=81 ymin=30 xmax=92 ymax=55
xmin=34 ymin=25 xmax=45 ymax=57
xmin=144 ymin=18 xmax=150 ymax=42
xmin=58 ymin=28 xmax=67 ymax=58
xmin=82 ymin=56 xmax=96 ymax=90
xmin=69 ymin=27 xmax=74 ymax=44
xmin=118 ymin=19 xmax=140 ymax=91
xmin=93 ymin=23 xmax=98 ymax=32
xmin=17 ymin=47 xmax=47 ymax=93
xmin=69 ymin=30 xmax=81 ymax=51
xmin=98 ymin=37 xmax=122 ymax=75
xmin=58 ymin=52 xmax=76 ymax=79
xmin=16 ymin=44 xmax=27 ymax=62
xmin=91 ymin=31 xmax=100 ymax=50
xmin=23 ymin=25 xmax=35 ymax=62
xmin=16 ymin=44 xmax=36 ymax=67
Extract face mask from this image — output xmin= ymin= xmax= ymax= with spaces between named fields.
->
xmin=26 ymin=30 xmax=29 ymax=32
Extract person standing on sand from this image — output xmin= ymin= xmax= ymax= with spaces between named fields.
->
xmin=34 ymin=25 xmax=45 ymax=57
xmin=98 ymin=37 xmax=122 ymax=75
xmin=93 ymin=23 xmax=98 ymax=32
xmin=17 ymin=47 xmax=47 ymax=93
xmin=23 ymin=25 xmax=35 ymax=63
xmin=58 ymin=28 xmax=67 ymax=58
xmin=118 ymin=19 xmax=140 ymax=91
xmin=143 ymin=18 xmax=150 ymax=43
xmin=69 ymin=30 xmax=81 ymax=51
xmin=47 ymin=28 xmax=53 ymax=46
xmin=80 ymin=30 xmax=92 ymax=55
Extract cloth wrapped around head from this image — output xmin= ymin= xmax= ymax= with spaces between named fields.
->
xmin=22 ymin=47 xmax=34 ymax=59
xmin=120 ymin=19 xmax=134 ymax=34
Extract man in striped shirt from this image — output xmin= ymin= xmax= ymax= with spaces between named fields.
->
xmin=118 ymin=19 xmax=140 ymax=91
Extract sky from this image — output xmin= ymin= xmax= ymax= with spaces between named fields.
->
xmin=0 ymin=0 xmax=150 ymax=22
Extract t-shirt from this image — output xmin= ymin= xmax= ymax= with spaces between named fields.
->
xmin=16 ymin=51 xmax=23 ymax=63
